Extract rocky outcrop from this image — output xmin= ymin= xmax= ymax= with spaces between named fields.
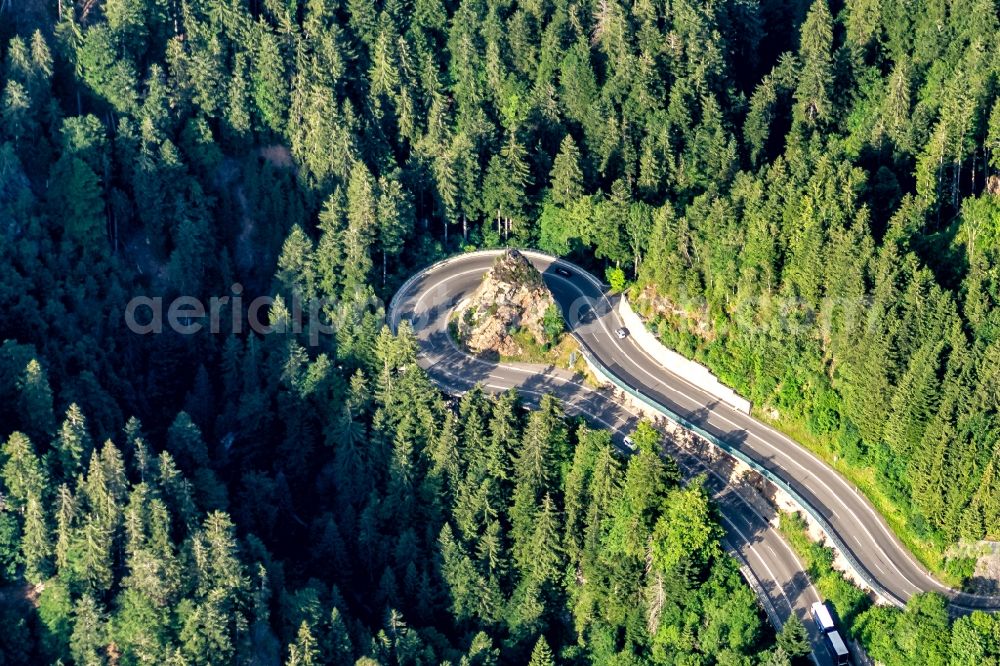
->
xmin=455 ymin=250 xmax=556 ymax=357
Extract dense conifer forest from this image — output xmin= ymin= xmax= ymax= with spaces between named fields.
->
xmin=3 ymin=0 xmax=1000 ymax=662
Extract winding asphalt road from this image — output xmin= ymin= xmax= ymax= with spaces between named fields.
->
xmin=388 ymin=249 xmax=1000 ymax=658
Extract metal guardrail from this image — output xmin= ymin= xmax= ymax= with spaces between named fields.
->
xmin=389 ymin=248 xmax=903 ymax=609
xmin=618 ymin=295 xmax=752 ymax=414
xmin=389 ymin=249 xmax=509 ymax=329
xmin=573 ymin=341 xmax=904 ymax=608
xmin=736 ymin=560 xmax=785 ymax=629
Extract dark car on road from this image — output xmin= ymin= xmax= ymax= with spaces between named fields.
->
xmin=555 ymin=266 xmax=573 ymax=278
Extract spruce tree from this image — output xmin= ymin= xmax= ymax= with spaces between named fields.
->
xmin=286 ymin=621 xmax=319 ymax=666
xmin=795 ymin=0 xmax=834 ymax=125
xmin=18 ymin=359 xmax=55 ymax=444
xmin=22 ymin=493 xmax=53 ymax=584
xmin=54 ymin=483 xmax=76 ymax=572
xmin=251 ymin=24 xmax=289 ymax=134
xmin=528 ymin=635 xmax=556 ymax=666
xmin=549 ymin=135 xmax=584 ymax=207
xmin=47 ymin=156 xmax=105 ymax=251
xmin=438 ymin=523 xmax=484 ymax=621
xmin=2 ymin=431 xmax=46 ymax=507
xmin=225 ymin=51 xmax=253 ymax=138
xmin=69 ymin=594 xmax=108 ymax=666
xmin=166 ymin=412 xmax=210 ymax=473
xmin=377 ymin=174 xmax=412 ymax=287
xmin=776 ymin=614 xmax=811 ymax=658
xmin=276 ymin=225 xmax=316 ymax=300
xmin=344 ymin=162 xmax=378 ymax=293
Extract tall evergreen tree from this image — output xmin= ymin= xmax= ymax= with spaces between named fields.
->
xmin=527 ymin=634 xmax=555 ymax=666
xmin=18 ymin=359 xmax=55 ymax=444
xmin=795 ymin=0 xmax=834 ymax=125
xmin=549 ymin=135 xmax=584 ymax=207
xmin=344 ymin=162 xmax=378 ymax=293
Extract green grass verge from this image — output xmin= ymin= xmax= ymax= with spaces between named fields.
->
xmin=759 ymin=413 xmax=961 ymax=587
xmin=778 ymin=510 xmax=872 ymax=631
xmin=500 ymin=329 xmax=601 ymax=388
xmin=626 ymin=286 xmax=962 ymax=585
xmin=448 ymin=314 xmax=600 ymax=389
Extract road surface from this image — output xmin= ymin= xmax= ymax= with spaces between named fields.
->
xmin=388 ymin=249 xmax=1000 ymax=658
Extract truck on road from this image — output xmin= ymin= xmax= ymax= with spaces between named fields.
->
xmin=810 ymin=601 xmax=850 ymax=666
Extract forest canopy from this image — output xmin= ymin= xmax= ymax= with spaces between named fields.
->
xmin=3 ymin=0 xmax=1000 ymax=662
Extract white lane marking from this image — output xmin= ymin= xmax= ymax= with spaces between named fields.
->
xmin=410 ymin=269 xmax=606 ymax=397
xmin=438 ymin=262 xmax=925 ymax=595
xmin=403 ymin=255 xmax=964 ymax=602
xmin=561 ymin=289 xmax=932 ymax=595
xmin=676 ymin=452 xmax=819 ymax=600
xmin=415 ymin=265 xmax=890 ymax=595
xmin=717 ymin=512 xmax=795 ymax=617
xmin=426 ymin=361 xmax=806 ymax=617
xmin=581 ymin=317 xmax=943 ymax=595
xmin=413 ymin=265 xmax=490 ymax=313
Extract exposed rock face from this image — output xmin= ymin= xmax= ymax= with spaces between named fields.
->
xmin=456 ymin=250 xmax=556 ymax=357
